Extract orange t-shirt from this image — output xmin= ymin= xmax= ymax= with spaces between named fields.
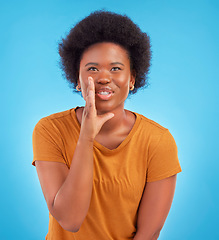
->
xmin=32 ymin=107 xmax=182 ymax=240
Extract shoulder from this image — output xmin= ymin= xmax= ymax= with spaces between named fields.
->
xmin=133 ymin=112 xmax=177 ymax=149
xmin=41 ymin=108 xmax=74 ymax=122
xmin=34 ymin=108 xmax=75 ymax=128
xmin=135 ymin=112 xmax=168 ymax=135
xmin=33 ymin=108 xmax=78 ymax=138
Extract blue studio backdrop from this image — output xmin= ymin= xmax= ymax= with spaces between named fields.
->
xmin=0 ymin=0 xmax=218 ymax=239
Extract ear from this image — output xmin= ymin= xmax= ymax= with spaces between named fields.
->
xmin=76 ymin=71 xmax=81 ymax=87
xmin=77 ymin=80 xmax=81 ymax=88
xmin=77 ymin=75 xmax=81 ymax=88
xmin=130 ymin=69 xmax=136 ymax=86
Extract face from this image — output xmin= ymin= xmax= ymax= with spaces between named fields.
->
xmin=78 ymin=42 xmax=135 ymax=114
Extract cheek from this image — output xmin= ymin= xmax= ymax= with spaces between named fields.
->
xmin=81 ymin=83 xmax=88 ymax=100
xmin=116 ymin=73 xmax=131 ymax=89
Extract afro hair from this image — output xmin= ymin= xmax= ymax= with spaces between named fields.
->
xmin=58 ymin=10 xmax=152 ymax=94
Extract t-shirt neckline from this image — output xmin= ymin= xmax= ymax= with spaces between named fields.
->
xmin=71 ymin=107 xmax=141 ymax=154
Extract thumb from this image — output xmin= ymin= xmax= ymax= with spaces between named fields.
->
xmin=98 ymin=112 xmax=114 ymax=125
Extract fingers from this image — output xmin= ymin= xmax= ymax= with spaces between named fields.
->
xmin=81 ymin=76 xmax=114 ymax=139
xmin=88 ymin=77 xmax=95 ymax=107
xmin=98 ymin=112 xmax=115 ymax=126
xmin=84 ymin=77 xmax=96 ymax=116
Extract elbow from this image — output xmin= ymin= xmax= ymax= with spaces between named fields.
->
xmin=63 ymin=226 xmax=80 ymax=233
xmin=59 ymin=220 xmax=82 ymax=233
xmin=48 ymin=202 xmax=83 ymax=233
xmin=49 ymin=209 xmax=83 ymax=232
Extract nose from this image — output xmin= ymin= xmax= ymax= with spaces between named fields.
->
xmin=96 ymin=70 xmax=111 ymax=84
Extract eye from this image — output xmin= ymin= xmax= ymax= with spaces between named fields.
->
xmin=87 ymin=67 xmax=98 ymax=71
xmin=111 ymin=67 xmax=121 ymax=71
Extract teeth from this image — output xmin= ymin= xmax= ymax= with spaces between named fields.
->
xmin=99 ymin=92 xmax=110 ymax=95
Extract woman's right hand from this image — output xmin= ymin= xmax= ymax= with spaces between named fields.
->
xmin=80 ymin=76 xmax=114 ymax=142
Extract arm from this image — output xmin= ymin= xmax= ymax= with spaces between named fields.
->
xmin=133 ymin=174 xmax=177 ymax=240
xmin=35 ymin=77 xmax=114 ymax=232
xmin=35 ymin=138 xmax=93 ymax=232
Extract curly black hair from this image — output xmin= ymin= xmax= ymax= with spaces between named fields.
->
xmin=58 ymin=10 xmax=152 ymax=94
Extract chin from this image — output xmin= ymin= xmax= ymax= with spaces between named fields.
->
xmin=95 ymin=101 xmax=123 ymax=114
xmin=96 ymin=106 xmax=113 ymax=114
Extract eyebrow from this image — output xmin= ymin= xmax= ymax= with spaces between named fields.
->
xmin=111 ymin=62 xmax=124 ymax=66
xmin=85 ymin=62 xmax=124 ymax=67
xmin=85 ymin=62 xmax=98 ymax=67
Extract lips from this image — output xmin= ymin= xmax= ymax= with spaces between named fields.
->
xmin=98 ymin=91 xmax=111 ymax=95
xmin=95 ymin=87 xmax=114 ymax=100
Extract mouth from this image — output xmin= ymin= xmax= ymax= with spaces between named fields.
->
xmin=96 ymin=88 xmax=113 ymax=100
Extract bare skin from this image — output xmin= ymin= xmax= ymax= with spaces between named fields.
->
xmin=133 ymin=175 xmax=177 ymax=240
xmin=76 ymin=106 xmax=136 ymax=150
xmin=35 ymin=42 xmax=178 ymax=238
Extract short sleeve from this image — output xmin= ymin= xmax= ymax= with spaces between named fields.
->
xmin=146 ymin=129 xmax=182 ymax=182
xmin=32 ymin=118 xmax=66 ymax=166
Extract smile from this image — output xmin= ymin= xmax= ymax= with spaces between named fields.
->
xmin=96 ymin=90 xmax=113 ymax=100
xmin=98 ymin=91 xmax=111 ymax=95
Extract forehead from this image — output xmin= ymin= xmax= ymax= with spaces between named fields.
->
xmin=80 ymin=42 xmax=130 ymax=64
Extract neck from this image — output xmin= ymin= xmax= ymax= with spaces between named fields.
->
xmin=75 ymin=104 xmax=132 ymax=135
xmin=97 ymin=107 xmax=128 ymax=134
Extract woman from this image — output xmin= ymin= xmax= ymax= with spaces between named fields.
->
xmin=32 ymin=10 xmax=182 ymax=240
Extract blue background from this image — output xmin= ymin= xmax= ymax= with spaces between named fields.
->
xmin=1 ymin=0 xmax=218 ymax=239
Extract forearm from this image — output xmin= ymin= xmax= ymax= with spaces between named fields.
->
xmin=50 ymin=137 xmax=94 ymax=231
xmin=133 ymin=175 xmax=177 ymax=240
